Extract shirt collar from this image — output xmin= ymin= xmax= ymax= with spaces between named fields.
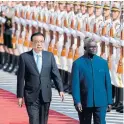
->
xmin=33 ymin=50 xmax=42 ymax=57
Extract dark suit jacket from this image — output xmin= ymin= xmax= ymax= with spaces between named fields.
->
xmin=17 ymin=50 xmax=63 ymax=104
xmin=71 ymin=54 xmax=112 ymax=107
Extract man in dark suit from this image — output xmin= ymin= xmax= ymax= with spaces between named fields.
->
xmin=17 ymin=32 xmax=64 ymax=124
xmin=71 ymin=37 xmax=112 ymax=124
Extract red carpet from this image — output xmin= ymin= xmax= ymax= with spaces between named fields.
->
xmin=0 ymin=89 xmax=78 ymax=124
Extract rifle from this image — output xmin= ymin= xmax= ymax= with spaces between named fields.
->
xmin=73 ymin=36 xmax=80 ymax=60
xmin=107 ymin=27 xmax=114 ymax=69
xmin=117 ymin=28 xmax=124 ymax=74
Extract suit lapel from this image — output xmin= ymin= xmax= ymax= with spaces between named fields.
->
xmin=28 ymin=50 xmax=46 ymax=76
xmin=28 ymin=50 xmax=39 ymax=75
xmin=40 ymin=51 xmax=45 ymax=75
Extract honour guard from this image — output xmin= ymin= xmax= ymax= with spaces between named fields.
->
xmin=86 ymin=1 xmax=95 ymax=33
xmin=56 ymin=1 xmax=66 ymax=56
xmin=0 ymin=2 xmax=6 ymax=69
xmin=111 ymin=2 xmax=123 ymax=111
xmin=95 ymin=1 xmax=103 ymax=33
xmin=115 ymin=3 xmax=124 ymax=113
xmin=3 ymin=2 xmax=15 ymax=72
xmin=94 ymin=1 xmax=103 ymax=56
xmin=102 ymin=2 xmax=112 ymax=60
xmin=111 ymin=2 xmax=121 ymax=88
xmin=78 ymin=2 xmax=88 ymax=56
xmin=8 ymin=1 xmax=20 ymax=74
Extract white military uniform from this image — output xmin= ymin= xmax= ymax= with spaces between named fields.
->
xmin=56 ymin=10 xmax=66 ymax=56
xmin=19 ymin=4 xmax=27 ymax=52
xmin=111 ymin=19 xmax=121 ymax=87
xmin=102 ymin=18 xmax=112 ymax=60
xmin=87 ymin=14 xmax=95 ymax=33
xmin=50 ymin=8 xmax=61 ymax=69
xmin=14 ymin=3 xmax=24 ymax=54
xmin=71 ymin=12 xmax=80 ymax=56
xmin=65 ymin=10 xmax=75 ymax=56
xmin=95 ymin=14 xmax=103 ymax=56
xmin=77 ymin=12 xmax=88 ymax=56
xmin=44 ymin=8 xmax=54 ymax=51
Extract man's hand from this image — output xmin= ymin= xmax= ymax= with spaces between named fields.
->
xmin=59 ymin=92 xmax=64 ymax=101
xmin=18 ymin=98 xmax=23 ymax=107
xmin=75 ymin=103 xmax=83 ymax=112
xmin=107 ymin=105 xmax=112 ymax=112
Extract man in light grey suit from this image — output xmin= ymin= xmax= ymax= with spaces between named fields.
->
xmin=17 ymin=32 xmax=64 ymax=124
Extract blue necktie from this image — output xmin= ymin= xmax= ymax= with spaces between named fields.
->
xmin=36 ymin=55 xmax=42 ymax=73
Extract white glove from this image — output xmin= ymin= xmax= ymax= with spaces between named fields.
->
xmin=71 ymin=29 xmax=77 ymax=37
xmin=101 ymin=36 xmax=109 ymax=45
xmin=86 ymin=32 xmax=92 ymax=38
xmin=93 ymin=33 xmax=101 ymax=42
xmin=1 ymin=17 xmax=6 ymax=23
xmin=32 ymin=20 xmax=38 ymax=27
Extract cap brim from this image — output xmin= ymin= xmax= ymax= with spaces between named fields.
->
xmin=87 ymin=5 xmax=94 ymax=7
xmin=95 ymin=6 xmax=102 ymax=8
xmin=80 ymin=4 xmax=85 ymax=6
xmin=111 ymin=8 xmax=120 ymax=11
xmin=103 ymin=7 xmax=110 ymax=10
xmin=67 ymin=2 xmax=73 ymax=4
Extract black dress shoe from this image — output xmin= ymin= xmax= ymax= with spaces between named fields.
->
xmin=115 ymin=103 xmax=123 ymax=110
xmin=3 ymin=63 xmax=9 ymax=70
xmin=15 ymin=70 xmax=18 ymax=75
xmin=107 ymin=108 xmax=111 ymax=112
xmin=68 ymin=90 xmax=72 ymax=94
xmin=3 ymin=63 xmax=10 ymax=71
xmin=119 ymin=109 xmax=123 ymax=113
xmin=13 ymin=65 xmax=19 ymax=75
xmin=112 ymin=102 xmax=123 ymax=109
xmin=116 ymin=106 xmax=123 ymax=112
xmin=8 ymin=65 xmax=15 ymax=73
xmin=6 ymin=63 xmax=13 ymax=72
xmin=112 ymin=102 xmax=117 ymax=107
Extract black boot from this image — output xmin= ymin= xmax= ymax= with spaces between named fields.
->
xmin=116 ymin=106 xmax=123 ymax=112
xmin=0 ymin=52 xmax=4 ymax=69
xmin=112 ymin=87 xmax=119 ymax=109
xmin=12 ymin=55 xmax=19 ymax=75
xmin=112 ymin=85 xmax=116 ymax=103
xmin=3 ymin=53 xmax=10 ymax=70
xmin=114 ymin=88 xmax=123 ymax=110
xmin=66 ymin=72 xmax=72 ymax=94
xmin=1 ymin=52 xmax=8 ymax=68
xmin=0 ymin=52 xmax=2 ymax=68
xmin=3 ymin=54 xmax=13 ymax=71
xmin=7 ymin=55 xmax=16 ymax=73
xmin=119 ymin=108 xmax=123 ymax=113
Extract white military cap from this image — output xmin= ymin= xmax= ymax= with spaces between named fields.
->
xmin=95 ymin=1 xmax=103 ymax=8
xmin=86 ymin=1 xmax=94 ymax=7
xmin=111 ymin=2 xmax=121 ymax=12
xmin=80 ymin=2 xmax=86 ymax=6
xmin=103 ymin=1 xmax=111 ymax=10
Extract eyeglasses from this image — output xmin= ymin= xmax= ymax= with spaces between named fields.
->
xmin=33 ymin=41 xmax=44 ymax=44
xmin=89 ymin=46 xmax=98 ymax=49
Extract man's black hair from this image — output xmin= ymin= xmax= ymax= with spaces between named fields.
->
xmin=31 ymin=32 xmax=44 ymax=41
